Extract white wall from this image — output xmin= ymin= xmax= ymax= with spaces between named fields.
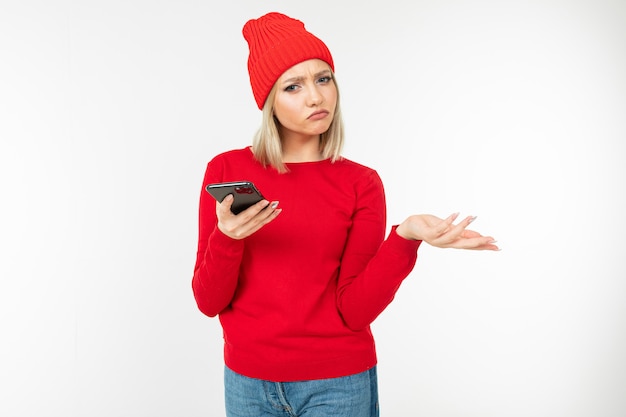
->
xmin=1 ymin=1 xmax=625 ymax=416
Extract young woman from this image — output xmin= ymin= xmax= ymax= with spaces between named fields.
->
xmin=192 ymin=12 xmax=499 ymax=417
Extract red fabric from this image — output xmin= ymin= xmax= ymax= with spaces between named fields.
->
xmin=192 ymin=147 xmax=420 ymax=382
xmin=243 ymin=12 xmax=335 ymax=109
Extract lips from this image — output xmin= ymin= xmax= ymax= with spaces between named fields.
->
xmin=307 ymin=110 xmax=329 ymax=120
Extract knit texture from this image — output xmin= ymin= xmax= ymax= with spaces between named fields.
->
xmin=243 ymin=12 xmax=335 ymax=109
xmin=192 ymin=148 xmax=421 ymax=381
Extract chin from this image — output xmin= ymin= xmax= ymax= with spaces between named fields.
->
xmin=311 ymin=123 xmax=333 ymax=135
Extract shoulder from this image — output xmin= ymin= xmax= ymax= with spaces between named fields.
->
xmin=333 ymin=156 xmax=376 ymax=173
xmin=333 ymin=157 xmax=382 ymax=184
xmin=332 ymin=158 xmax=386 ymax=209
xmin=207 ymin=147 xmax=257 ymax=171
xmin=209 ymin=147 xmax=253 ymax=165
xmin=203 ymin=147 xmax=257 ymax=182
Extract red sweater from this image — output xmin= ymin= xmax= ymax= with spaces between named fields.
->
xmin=192 ymin=147 xmax=421 ymax=382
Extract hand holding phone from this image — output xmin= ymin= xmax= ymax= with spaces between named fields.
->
xmin=206 ymin=181 xmax=265 ymax=214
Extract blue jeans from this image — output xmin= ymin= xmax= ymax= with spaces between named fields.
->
xmin=224 ymin=366 xmax=379 ymax=417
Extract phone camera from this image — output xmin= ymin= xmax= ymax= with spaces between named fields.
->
xmin=235 ymin=187 xmax=254 ymax=195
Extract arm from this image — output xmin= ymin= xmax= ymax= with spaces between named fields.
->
xmin=191 ymin=162 xmax=245 ymax=317
xmin=336 ymin=171 xmax=421 ymax=331
xmin=335 ymin=172 xmax=499 ymax=330
xmin=191 ymin=160 xmax=282 ymax=317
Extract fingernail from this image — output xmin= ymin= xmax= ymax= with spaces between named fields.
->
xmin=270 ymin=201 xmax=279 ymax=209
xmin=468 ymin=216 xmax=477 ymax=224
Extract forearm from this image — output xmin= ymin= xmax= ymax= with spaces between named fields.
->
xmin=336 ymin=227 xmax=421 ymax=330
xmin=192 ymin=227 xmax=245 ymax=317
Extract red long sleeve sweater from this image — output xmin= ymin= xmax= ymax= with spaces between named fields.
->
xmin=192 ymin=147 xmax=421 ymax=382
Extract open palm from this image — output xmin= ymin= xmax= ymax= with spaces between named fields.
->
xmin=396 ymin=213 xmax=499 ymax=251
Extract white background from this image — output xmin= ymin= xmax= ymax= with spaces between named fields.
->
xmin=1 ymin=1 xmax=625 ymax=416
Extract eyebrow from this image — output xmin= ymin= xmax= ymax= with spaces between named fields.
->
xmin=281 ymin=69 xmax=332 ymax=85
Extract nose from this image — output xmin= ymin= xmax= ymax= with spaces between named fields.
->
xmin=307 ymin=85 xmax=323 ymax=106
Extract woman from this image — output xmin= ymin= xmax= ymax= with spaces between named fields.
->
xmin=192 ymin=12 xmax=498 ymax=417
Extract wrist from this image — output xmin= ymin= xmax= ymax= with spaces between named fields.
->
xmin=396 ymin=222 xmax=418 ymax=241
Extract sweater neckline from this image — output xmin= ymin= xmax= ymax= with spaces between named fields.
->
xmin=246 ymin=146 xmax=334 ymax=167
xmin=285 ymin=158 xmax=332 ymax=167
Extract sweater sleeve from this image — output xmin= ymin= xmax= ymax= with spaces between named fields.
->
xmin=191 ymin=160 xmax=245 ymax=317
xmin=336 ymin=170 xmax=421 ymax=331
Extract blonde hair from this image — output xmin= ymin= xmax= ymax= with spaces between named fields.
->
xmin=252 ymin=73 xmax=344 ymax=174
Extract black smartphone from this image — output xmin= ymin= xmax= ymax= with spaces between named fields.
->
xmin=205 ymin=181 xmax=265 ymax=214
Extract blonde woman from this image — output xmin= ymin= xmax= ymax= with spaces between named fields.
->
xmin=192 ymin=12 xmax=498 ymax=417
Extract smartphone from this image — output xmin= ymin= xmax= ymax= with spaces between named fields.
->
xmin=205 ymin=181 xmax=265 ymax=214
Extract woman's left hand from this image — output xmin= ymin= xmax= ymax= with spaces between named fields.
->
xmin=396 ymin=213 xmax=499 ymax=251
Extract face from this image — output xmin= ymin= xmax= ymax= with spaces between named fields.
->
xmin=272 ymin=59 xmax=337 ymax=142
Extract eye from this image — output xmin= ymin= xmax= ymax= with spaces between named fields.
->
xmin=317 ymin=76 xmax=332 ymax=84
xmin=284 ymin=84 xmax=299 ymax=92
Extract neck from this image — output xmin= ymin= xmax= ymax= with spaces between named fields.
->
xmin=281 ymin=134 xmax=323 ymax=163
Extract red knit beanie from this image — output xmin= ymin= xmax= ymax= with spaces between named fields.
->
xmin=243 ymin=12 xmax=335 ymax=109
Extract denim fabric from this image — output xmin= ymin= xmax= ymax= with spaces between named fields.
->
xmin=224 ymin=366 xmax=379 ymax=417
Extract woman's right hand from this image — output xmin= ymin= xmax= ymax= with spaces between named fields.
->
xmin=216 ymin=194 xmax=282 ymax=240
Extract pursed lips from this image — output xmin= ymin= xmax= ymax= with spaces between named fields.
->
xmin=307 ymin=110 xmax=329 ymax=120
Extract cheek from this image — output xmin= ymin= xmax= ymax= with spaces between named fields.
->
xmin=272 ymin=105 xmax=285 ymax=124
xmin=326 ymin=88 xmax=338 ymax=110
xmin=272 ymin=100 xmax=298 ymax=123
